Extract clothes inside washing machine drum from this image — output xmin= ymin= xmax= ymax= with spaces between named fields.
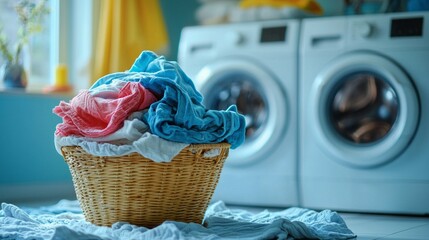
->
xmin=330 ymin=73 xmax=399 ymax=144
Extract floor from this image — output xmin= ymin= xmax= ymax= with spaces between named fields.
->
xmin=230 ymin=205 xmax=429 ymax=240
xmin=340 ymin=212 xmax=429 ymax=240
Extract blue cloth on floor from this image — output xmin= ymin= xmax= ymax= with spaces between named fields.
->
xmin=0 ymin=200 xmax=356 ymax=240
xmin=90 ymin=51 xmax=246 ymax=149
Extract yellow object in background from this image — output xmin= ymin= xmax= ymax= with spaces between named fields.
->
xmin=92 ymin=0 xmax=169 ymax=84
xmin=43 ymin=64 xmax=72 ymax=94
xmin=239 ymin=0 xmax=323 ymax=14
xmin=55 ymin=64 xmax=68 ymax=87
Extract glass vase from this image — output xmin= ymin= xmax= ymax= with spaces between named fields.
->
xmin=0 ymin=63 xmax=28 ymax=89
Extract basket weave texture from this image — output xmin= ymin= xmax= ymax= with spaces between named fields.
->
xmin=61 ymin=143 xmax=230 ymax=228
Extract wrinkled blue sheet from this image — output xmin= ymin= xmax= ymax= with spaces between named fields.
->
xmin=90 ymin=51 xmax=246 ymax=149
xmin=0 ymin=200 xmax=356 ymax=240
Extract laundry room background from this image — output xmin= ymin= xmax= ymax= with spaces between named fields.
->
xmin=1 ymin=0 xmax=428 ymax=212
xmin=2 ymin=1 xmax=429 ymax=239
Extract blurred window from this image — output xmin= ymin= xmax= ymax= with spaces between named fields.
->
xmin=0 ymin=0 xmax=51 ymax=90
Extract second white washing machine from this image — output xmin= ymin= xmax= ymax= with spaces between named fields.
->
xmin=178 ymin=19 xmax=300 ymax=207
xmin=299 ymin=11 xmax=429 ymax=214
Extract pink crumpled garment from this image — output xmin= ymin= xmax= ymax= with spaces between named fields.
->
xmin=53 ymin=81 xmax=157 ymax=138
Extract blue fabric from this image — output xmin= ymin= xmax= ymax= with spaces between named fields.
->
xmin=90 ymin=51 xmax=246 ymax=149
xmin=0 ymin=200 xmax=356 ymax=240
xmin=407 ymin=0 xmax=429 ymax=11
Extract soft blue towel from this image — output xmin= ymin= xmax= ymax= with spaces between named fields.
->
xmin=0 ymin=200 xmax=356 ymax=240
xmin=90 ymin=51 xmax=246 ymax=149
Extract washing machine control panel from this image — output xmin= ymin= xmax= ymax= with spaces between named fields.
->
xmin=346 ymin=13 xmax=428 ymax=50
xmin=351 ymin=16 xmax=424 ymax=40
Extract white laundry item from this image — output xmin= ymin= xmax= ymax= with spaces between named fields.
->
xmin=228 ymin=6 xmax=316 ymax=22
xmin=202 ymin=148 xmax=221 ymax=158
xmin=54 ymin=111 xmax=189 ymax=162
xmin=195 ymin=0 xmax=239 ymax=25
xmin=88 ymin=79 xmax=128 ymax=98
xmin=55 ymin=133 xmax=188 ymax=162
xmin=87 ymin=111 xmax=148 ymax=144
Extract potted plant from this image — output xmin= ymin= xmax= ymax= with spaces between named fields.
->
xmin=0 ymin=0 xmax=49 ymax=89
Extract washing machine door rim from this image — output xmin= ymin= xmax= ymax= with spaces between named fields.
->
xmin=310 ymin=51 xmax=419 ymax=168
xmin=195 ymin=58 xmax=289 ymax=167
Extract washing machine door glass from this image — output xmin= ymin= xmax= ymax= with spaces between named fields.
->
xmin=204 ymin=73 xmax=267 ymax=142
xmin=311 ymin=52 xmax=419 ymax=168
xmin=330 ymin=72 xmax=399 ymax=144
xmin=195 ymin=59 xmax=287 ymax=166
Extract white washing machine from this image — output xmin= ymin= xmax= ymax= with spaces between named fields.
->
xmin=299 ymin=11 xmax=429 ymax=214
xmin=178 ymin=19 xmax=300 ymax=207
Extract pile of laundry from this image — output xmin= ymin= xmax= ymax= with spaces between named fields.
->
xmin=53 ymin=51 xmax=246 ymax=162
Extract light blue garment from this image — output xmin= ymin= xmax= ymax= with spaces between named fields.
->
xmin=0 ymin=200 xmax=356 ymax=240
xmin=90 ymin=51 xmax=246 ymax=149
xmin=204 ymin=201 xmax=356 ymax=240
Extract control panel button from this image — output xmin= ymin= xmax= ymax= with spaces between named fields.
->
xmin=353 ymin=22 xmax=373 ymax=38
xmin=226 ymin=31 xmax=245 ymax=45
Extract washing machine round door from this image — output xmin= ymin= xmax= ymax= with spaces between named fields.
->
xmin=310 ymin=52 xmax=419 ymax=168
xmin=195 ymin=59 xmax=287 ymax=166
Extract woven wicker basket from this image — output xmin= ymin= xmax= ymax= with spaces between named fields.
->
xmin=61 ymin=143 xmax=230 ymax=228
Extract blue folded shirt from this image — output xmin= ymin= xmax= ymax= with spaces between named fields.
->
xmin=91 ymin=51 xmax=246 ymax=149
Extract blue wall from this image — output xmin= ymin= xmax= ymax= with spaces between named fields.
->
xmin=0 ymin=92 xmax=75 ymax=203
xmin=160 ymin=0 xmax=199 ymax=60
